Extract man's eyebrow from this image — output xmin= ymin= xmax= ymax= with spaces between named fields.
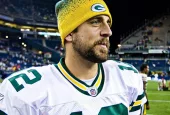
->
xmin=87 ymin=16 xmax=101 ymax=21
xmin=87 ymin=16 xmax=111 ymax=22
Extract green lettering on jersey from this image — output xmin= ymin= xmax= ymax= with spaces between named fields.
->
xmin=70 ymin=112 xmax=82 ymax=115
xmin=0 ymin=110 xmax=7 ymax=115
xmin=9 ymin=69 xmax=42 ymax=92
xmin=71 ymin=104 xmax=128 ymax=115
xmin=99 ymin=104 xmax=128 ymax=115
xmin=118 ymin=65 xmax=138 ymax=73
xmin=113 ymin=60 xmax=138 ymax=73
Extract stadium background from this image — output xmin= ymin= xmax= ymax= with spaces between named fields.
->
xmin=0 ymin=0 xmax=170 ymax=114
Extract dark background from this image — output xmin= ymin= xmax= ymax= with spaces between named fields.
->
xmin=104 ymin=0 xmax=169 ymax=54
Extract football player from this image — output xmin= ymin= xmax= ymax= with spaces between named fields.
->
xmin=139 ymin=63 xmax=150 ymax=115
xmin=0 ymin=0 xmax=146 ymax=114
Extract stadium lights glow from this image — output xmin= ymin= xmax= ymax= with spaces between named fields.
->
xmin=21 ymin=26 xmax=32 ymax=29
xmin=20 ymin=28 xmax=30 ymax=31
xmin=6 ymin=36 xmax=8 ymax=38
xmin=44 ymin=35 xmax=48 ymax=38
xmin=22 ymin=42 xmax=25 ymax=45
xmin=5 ymin=23 xmax=11 ymax=26
xmin=38 ymin=32 xmax=60 ymax=36
xmin=24 ymin=44 xmax=27 ymax=47
xmin=36 ymin=27 xmax=46 ymax=30
xmin=117 ymin=44 xmax=121 ymax=47
xmin=47 ymin=28 xmax=57 ymax=31
xmin=5 ymin=23 xmax=17 ymax=28
xmin=26 ymin=29 xmax=30 ymax=31
xmin=38 ymin=51 xmax=42 ymax=54
xmin=0 ymin=20 xmax=4 ymax=24
xmin=19 ymin=37 xmax=21 ymax=39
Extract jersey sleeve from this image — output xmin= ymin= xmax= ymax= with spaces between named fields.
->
xmin=140 ymin=73 xmax=148 ymax=82
xmin=0 ymin=66 xmax=48 ymax=115
xmin=0 ymin=78 xmax=40 ymax=115
xmin=108 ymin=60 xmax=147 ymax=115
xmin=127 ymin=66 xmax=147 ymax=115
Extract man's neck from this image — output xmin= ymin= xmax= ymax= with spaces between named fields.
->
xmin=141 ymin=71 xmax=146 ymax=74
xmin=65 ymin=55 xmax=98 ymax=80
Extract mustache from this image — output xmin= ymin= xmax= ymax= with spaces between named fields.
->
xmin=94 ymin=39 xmax=110 ymax=48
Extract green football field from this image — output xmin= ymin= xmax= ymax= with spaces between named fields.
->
xmin=146 ymin=81 xmax=170 ymax=115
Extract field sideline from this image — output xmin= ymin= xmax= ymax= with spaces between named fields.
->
xmin=146 ymin=81 xmax=170 ymax=115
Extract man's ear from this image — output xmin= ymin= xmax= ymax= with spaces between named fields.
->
xmin=65 ymin=33 xmax=73 ymax=42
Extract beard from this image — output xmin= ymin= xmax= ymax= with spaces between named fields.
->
xmin=72 ymin=37 xmax=110 ymax=63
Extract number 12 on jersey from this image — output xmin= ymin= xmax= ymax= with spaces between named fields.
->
xmin=8 ymin=69 xmax=42 ymax=92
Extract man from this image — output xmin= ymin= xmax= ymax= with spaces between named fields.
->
xmin=0 ymin=0 xmax=146 ymax=114
xmin=158 ymin=72 xmax=168 ymax=91
xmin=139 ymin=63 xmax=150 ymax=115
xmin=167 ymin=71 xmax=170 ymax=89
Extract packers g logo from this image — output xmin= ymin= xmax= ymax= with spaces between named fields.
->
xmin=91 ymin=4 xmax=106 ymax=12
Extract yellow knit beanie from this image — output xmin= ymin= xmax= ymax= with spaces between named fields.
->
xmin=55 ymin=0 xmax=112 ymax=47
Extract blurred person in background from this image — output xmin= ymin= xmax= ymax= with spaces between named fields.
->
xmin=140 ymin=63 xmax=150 ymax=115
xmin=167 ymin=71 xmax=170 ymax=89
xmin=158 ymin=72 xmax=168 ymax=91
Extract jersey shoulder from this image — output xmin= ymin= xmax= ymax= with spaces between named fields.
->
xmin=0 ymin=65 xmax=54 ymax=103
xmin=3 ymin=65 xmax=47 ymax=90
xmin=103 ymin=60 xmax=142 ymax=88
xmin=139 ymin=73 xmax=148 ymax=82
xmin=103 ymin=60 xmax=139 ymax=73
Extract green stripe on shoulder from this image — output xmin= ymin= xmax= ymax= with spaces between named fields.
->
xmin=0 ymin=110 xmax=7 ymax=115
xmin=137 ymin=92 xmax=145 ymax=100
xmin=130 ymin=92 xmax=145 ymax=106
xmin=129 ymin=105 xmax=141 ymax=112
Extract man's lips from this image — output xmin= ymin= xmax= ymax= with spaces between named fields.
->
xmin=96 ymin=44 xmax=108 ymax=49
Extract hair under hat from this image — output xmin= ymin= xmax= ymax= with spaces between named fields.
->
xmin=55 ymin=0 xmax=112 ymax=47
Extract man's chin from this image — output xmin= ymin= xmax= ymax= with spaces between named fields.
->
xmin=92 ymin=55 xmax=108 ymax=63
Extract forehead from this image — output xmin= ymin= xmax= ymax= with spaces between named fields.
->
xmin=87 ymin=15 xmax=111 ymax=21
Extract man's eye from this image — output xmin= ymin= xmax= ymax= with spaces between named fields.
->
xmin=107 ymin=21 xmax=111 ymax=27
xmin=90 ymin=20 xmax=100 ymax=25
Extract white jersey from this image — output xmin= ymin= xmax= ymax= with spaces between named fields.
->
xmin=0 ymin=59 xmax=146 ymax=115
xmin=140 ymin=73 xmax=148 ymax=82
